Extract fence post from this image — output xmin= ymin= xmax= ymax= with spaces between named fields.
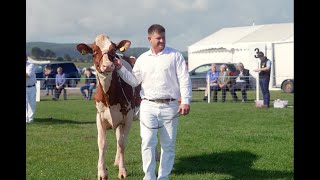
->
xmin=256 ymin=62 xmax=260 ymax=102
xmin=207 ymin=74 xmax=210 ymax=103
xmin=36 ymin=81 xmax=40 ymax=102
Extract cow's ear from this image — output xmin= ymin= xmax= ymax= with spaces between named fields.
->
xmin=76 ymin=43 xmax=93 ymax=55
xmin=116 ymin=40 xmax=131 ymax=52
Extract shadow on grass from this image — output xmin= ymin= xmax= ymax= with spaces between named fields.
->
xmin=172 ymin=150 xmax=293 ymax=179
xmin=34 ymin=118 xmax=95 ymax=124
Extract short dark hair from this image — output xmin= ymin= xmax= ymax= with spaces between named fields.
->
xmin=257 ymin=51 xmax=264 ymax=57
xmin=148 ymin=24 xmax=165 ymax=35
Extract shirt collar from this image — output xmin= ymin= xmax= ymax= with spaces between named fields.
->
xmin=147 ymin=47 xmax=168 ymax=56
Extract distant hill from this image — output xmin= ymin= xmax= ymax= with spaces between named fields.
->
xmin=26 ymin=42 xmax=188 ymax=60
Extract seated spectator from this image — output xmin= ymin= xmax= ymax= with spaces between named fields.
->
xmin=43 ymin=66 xmax=55 ymax=96
xmin=217 ymin=64 xmax=238 ymax=102
xmin=235 ymin=62 xmax=250 ymax=102
xmin=80 ymin=68 xmax=96 ymax=100
xmin=52 ymin=67 xmax=66 ymax=101
xmin=203 ymin=63 xmax=219 ymax=102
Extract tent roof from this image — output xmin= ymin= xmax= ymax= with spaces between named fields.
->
xmin=188 ymin=22 xmax=293 ymax=52
xmin=27 ymin=56 xmax=50 ymax=64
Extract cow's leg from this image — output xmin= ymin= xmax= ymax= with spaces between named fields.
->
xmin=97 ymin=113 xmax=108 ymax=180
xmin=115 ymin=117 xmax=133 ymax=179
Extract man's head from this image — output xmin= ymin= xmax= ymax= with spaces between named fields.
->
xmin=210 ymin=63 xmax=216 ymax=71
xmin=86 ymin=67 xmax=92 ymax=76
xmin=148 ymin=24 xmax=166 ymax=54
xmin=220 ymin=64 xmax=226 ymax=71
xmin=257 ymin=51 xmax=265 ymax=60
xmin=237 ymin=62 xmax=244 ymax=70
xmin=57 ymin=67 xmax=63 ymax=74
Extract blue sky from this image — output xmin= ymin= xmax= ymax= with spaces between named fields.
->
xmin=26 ymin=0 xmax=293 ymax=51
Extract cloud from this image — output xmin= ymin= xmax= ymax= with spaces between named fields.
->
xmin=26 ymin=0 xmax=293 ymax=51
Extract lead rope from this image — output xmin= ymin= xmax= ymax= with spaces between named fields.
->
xmin=117 ymin=75 xmax=130 ymax=105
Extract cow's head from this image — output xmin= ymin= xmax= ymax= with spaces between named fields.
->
xmin=76 ymin=34 xmax=131 ymax=73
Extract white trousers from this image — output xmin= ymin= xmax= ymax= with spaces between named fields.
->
xmin=26 ymin=86 xmax=37 ymax=122
xmin=139 ymin=100 xmax=179 ymax=180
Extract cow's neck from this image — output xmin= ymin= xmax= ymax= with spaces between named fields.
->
xmin=96 ymin=71 xmax=113 ymax=94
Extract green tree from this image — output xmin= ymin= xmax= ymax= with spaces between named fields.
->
xmin=44 ymin=49 xmax=56 ymax=59
xmin=57 ymin=57 xmax=64 ymax=61
xmin=31 ymin=47 xmax=44 ymax=58
xmin=64 ymin=54 xmax=72 ymax=61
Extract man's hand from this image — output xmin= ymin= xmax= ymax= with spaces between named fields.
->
xmin=178 ymin=104 xmax=190 ymax=115
xmin=113 ymin=57 xmax=123 ymax=70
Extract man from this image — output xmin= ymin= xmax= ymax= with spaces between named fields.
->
xmin=235 ymin=62 xmax=250 ymax=102
xmin=254 ymin=51 xmax=272 ymax=108
xmin=217 ymin=64 xmax=238 ymax=102
xmin=52 ymin=67 xmax=66 ymax=100
xmin=26 ymin=55 xmax=37 ymax=123
xmin=203 ymin=63 xmax=219 ymax=102
xmin=114 ymin=24 xmax=192 ymax=180
xmin=80 ymin=67 xmax=96 ymax=100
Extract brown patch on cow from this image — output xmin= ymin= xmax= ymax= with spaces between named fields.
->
xmin=107 ymin=71 xmax=134 ymax=115
xmin=94 ymin=81 xmax=109 ymax=107
xmin=91 ymin=43 xmax=103 ymax=74
xmin=76 ymin=43 xmax=93 ymax=55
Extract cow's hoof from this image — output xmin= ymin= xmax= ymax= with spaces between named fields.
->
xmin=99 ymin=176 xmax=108 ymax=180
xmin=98 ymin=168 xmax=108 ymax=180
xmin=118 ymin=168 xmax=127 ymax=179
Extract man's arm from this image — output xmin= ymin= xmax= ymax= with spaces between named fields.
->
xmin=114 ymin=57 xmax=141 ymax=87
xmin=26 ymin=63 xmax=35 ymax=78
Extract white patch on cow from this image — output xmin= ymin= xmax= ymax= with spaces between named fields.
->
xmin=95 ymin=34 xmax=112 ymax=54
xmin=95 ymin=34 xmax=114 ymax=72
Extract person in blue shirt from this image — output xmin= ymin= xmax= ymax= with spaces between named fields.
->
xmin=80 ymin=68 xmax=96 ymax=100
xmin=203 ymin=63 xmax=219 ymax=102
xmin=52 ymin=67 xmax=66 ymax=100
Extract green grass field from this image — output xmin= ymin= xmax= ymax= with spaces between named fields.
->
xmin=27 ymin=92 xmax=294 ymax=180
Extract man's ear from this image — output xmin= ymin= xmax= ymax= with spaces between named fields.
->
xmin=115 ymin=40 xmax=131 ymax=52
xmin=76 ymin=43 xmax=93 ymax=55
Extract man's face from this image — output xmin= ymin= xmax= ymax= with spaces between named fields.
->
xmin=211 ymin=65 xmax=216 ymax=71
xmin=148 ymin=31 xmax=166 ymax=52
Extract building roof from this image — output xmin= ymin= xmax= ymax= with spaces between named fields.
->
xmin=188 ymin=22 xmax=293 ymax=53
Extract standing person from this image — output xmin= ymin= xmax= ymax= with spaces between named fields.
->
xmin=114 ymin=24 xmax=192 ymax=180
xmin=203 ymin=63 xmax=219 ymax=102
xmin=26 ymin=55 xmax=37 ymax=124
xmin=52 ymin=67 xmax=66 ymax=101
xmin=254 ymin=51 xmax=272 ymax=108
xmin=235 ymin=62 xmax=250 ymax=102
xmin=80 ymin=67 xmax=96 ymax=100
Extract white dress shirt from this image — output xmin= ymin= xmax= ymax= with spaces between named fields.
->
xmin=26 ymin=61 xmax=37 ymax=86
xmin=117 ymin=47 xmax=192 ymax=104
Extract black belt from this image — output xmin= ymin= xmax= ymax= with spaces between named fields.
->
xmin=143 ymin=98 xmax=176 ymax=103
xmin=26 ymin=84 xmax=35 ymax=88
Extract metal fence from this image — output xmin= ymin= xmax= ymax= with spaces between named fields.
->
xmin=35 ymin=77 xmax=294 ymax=107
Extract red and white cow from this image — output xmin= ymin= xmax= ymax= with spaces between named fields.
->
xmin=76 ymin=34 xmax=140 ymax=180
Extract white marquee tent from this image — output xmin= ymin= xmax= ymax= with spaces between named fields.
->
xmin=188 ymin=22 xmax=293 ymax=89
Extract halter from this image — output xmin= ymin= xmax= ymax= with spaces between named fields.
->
xmin=95 ymin=51 xmax=118 ymax=73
